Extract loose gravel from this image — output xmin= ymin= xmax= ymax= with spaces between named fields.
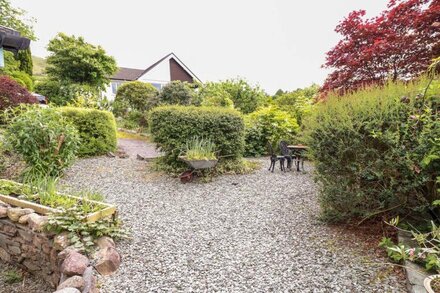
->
xmin=61 ymin=157 xmax=406 ymax=293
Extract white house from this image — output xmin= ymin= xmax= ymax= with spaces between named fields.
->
xmin=103 ymin=53 xmax=201 ymax=100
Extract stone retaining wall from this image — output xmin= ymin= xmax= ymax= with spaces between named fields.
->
xmin=0 ymin=201 xmax=121 ymax=293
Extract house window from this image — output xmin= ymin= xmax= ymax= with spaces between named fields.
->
xmin=111 ymin=81 xmax=123 ymax=94
xmin=151 ymin=83 xmax=162 ymax=91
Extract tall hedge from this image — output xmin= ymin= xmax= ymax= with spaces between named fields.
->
xmin=149 ymin=105 xmax=245 ymax=167
xmin=304 ymin=78 xmax=439 ymax=222
xmin=58 ymin=107 xmax=117 ymax=157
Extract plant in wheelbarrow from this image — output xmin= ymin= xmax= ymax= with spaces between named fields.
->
xmin=178 ymin=137 xmax=218 ymax=183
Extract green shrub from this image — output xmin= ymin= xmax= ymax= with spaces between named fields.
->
xmin=10 ymin=71 xmax=34 ymax=91
xmin=158 ymin=81 xmax=197 ymax=105
xmin=5 ymin=107 xmax=80 ymax=178
xmin=58 ymin=107 xmax=117 ymax=157
xmin=149 ymin=105 xmax=245 ymax=171
xmin=244 ymin=106 xmax=300 ymax=157
xmin=304 ymin=77 xmax=440 ymax=222
xmin=113 ymin=81 xmax=159 ymax=116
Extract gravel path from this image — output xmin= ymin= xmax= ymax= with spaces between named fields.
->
xmin=62 ymin=157 xmax=406 ymax=293
xmin=118 ymin=138 xmax=161 ymax=159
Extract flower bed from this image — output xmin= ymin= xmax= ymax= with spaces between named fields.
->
xmin=0 ymin=179 xmax=116 ymax=223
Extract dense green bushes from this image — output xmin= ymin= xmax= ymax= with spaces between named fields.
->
xmin=149 ymin=105 xmax=245 ymax=170
xmin=304 ymin=78 xmax=439 ymax=222
xmin=244 ymin=107 xmax=299 ymax=157
xmin=5 ymin=107 xmax=80 ymax=177
xmin=59 ymin=107 xmax=117 ymax=157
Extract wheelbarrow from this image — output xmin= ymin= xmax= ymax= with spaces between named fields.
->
xmin=178 ymin=156 xmax=218 ymax=183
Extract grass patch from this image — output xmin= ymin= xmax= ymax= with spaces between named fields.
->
xmin=116 ymin=131 xmax=150 ymax=141
xmin=3 ymin=269 xmax=23 ymax=284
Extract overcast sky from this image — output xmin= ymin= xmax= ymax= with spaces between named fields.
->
xmin=11 ymin=0 xmax=389 ymax=94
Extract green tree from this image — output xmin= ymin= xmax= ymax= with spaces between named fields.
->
xmin=274 ymin=84 xmax=319 ymax=125
xmin=199 ymin=82 xmax=234 ymax=108
xmin=46 ymin=33 xmax=117 ymax=90
xmin=113 ymin=81 xmax=159 ymax=116
xmin=17 ymin=48 xmax=33 ymax=75
xmin=215 ymin=78 xmax=267 ymax=114
xmin=158 ymin=81 xmax=197 ymax=105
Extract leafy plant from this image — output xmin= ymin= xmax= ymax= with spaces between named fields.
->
xmin=113 ymin=81 xmax=159 ymax=117
xmin=158 ymin=81 xmax=197 ymax=106
xmin=5 ymin=107 xmax=80 ymax=178
xmin=183 ymin=137 xmax=216 ymax=160
xmin=0 ymin=75 xmax=37 ymax=114
xmin=45 ymin=206 xmax=129 ymax=254
xmin=244 ymin=106 xmax=299 ymax=157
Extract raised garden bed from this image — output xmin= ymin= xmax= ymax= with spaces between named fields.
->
xmin=0 ymin=179 xmax=116 ymax=223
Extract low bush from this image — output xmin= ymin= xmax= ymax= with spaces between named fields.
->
xmin=304 ymin=77 xmax=439 ymax=222
xmin=149 ymin=105 xmax=245 ymax=171
xmin=9 ymin=71 xmax=34 ymax=91
xmin=158 ymin=81 xmax=197 ymax=105
xmin=0 ymin=75 xmax=37 ymax=113
xmin=113 ymin=81 xmax=159 ymax=116
xmin=5 ymin=107 xmax=80 ymax=178
xmin=244 ymin=106 xmax=300 ymax=157
xmin=58 ymin=107 xmax=117 ymax=157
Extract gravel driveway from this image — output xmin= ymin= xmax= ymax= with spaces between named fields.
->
xmin=62 ymin=157 xmax=406 ymax=293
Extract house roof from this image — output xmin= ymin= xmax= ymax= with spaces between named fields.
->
xmin=111 ymin=53 xmax=201 ymax=82
xmin=111 ymin=67 xmax=145 ymax=81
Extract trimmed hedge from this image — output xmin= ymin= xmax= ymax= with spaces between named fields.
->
xmin=149 ymin=105 xmax=245 ymax=169
xmin=304 ymin=78 xmax=439 ymax=222
xmin=58 ymin=107 xmax=117 ymax=157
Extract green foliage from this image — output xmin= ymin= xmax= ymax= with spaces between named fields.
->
xmin=212 ymin=78 xmax=267 ymax=114
xmin=46 ymin=33 xmax=117 ymax=90
xmin=304 ymin=77 xmax=440 ymax=221
xmin=199 ymin=82 xmax=234 ymax=108
xmin=45 ymin=206 xmax=129 ymax=253
xmin=273 ymin=84 xmax=318 ymax=125
xmin=58 ymin=107 xmax=117 ymax=157
xmin=244 ymin=106 xmax=300 ymax=157
xmin=3 ymin=269 xmax=23 ymax=284
xmin=158 ymin=81 xmax=197 ymax=105
xmin=32 ymin=55 xmax=47 ymax=76
xmin=17 ymin=48 xmax=33 ymax=76
xmin=183 ymin=137 xmax=216 ymax=160
xmin=5 ymin=107 xmax=80 ymax=177
xmin=9 ymin=71 xmax=33 ymax=91
xmin=113 ymin=81 xmax=159 ymax=116
xmin=149 ymin=105 xmax=245 ymax=171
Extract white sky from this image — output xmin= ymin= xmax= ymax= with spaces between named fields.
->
xmin=11 ymin=0 xmax=389 ymax=94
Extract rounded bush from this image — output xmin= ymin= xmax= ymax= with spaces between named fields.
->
xmin=10 ymin=71 xmax=34 ymax=91
xmin=0 ymin=75 xmax=37 ymax=112
xmin=158 ymin=81 xmax=197 ymax=105
xmin=58 ymin=107 xmax=117 ymax=157
xmin=149 ymin=105 xmax=245 ymax=170
xmin=244 ymin=107 xmax=299 ymax=157
xmin=113 ymin=81 xmax=159 ymax=116
xmin=5 ymin=107 xmax=80 ymax=177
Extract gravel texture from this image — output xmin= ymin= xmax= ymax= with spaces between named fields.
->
xmin=61 ymin=157 xmax=406 ymax=293
xmin=0 ymin=260 xmax=52 ymax=293
xmin=117 ymin=138 xmax=161 ymax=159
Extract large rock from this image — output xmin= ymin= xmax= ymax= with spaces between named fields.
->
xmin=57 ymin=275 xmax=85 ymax=291
xmin=61 ymin=250 xmax=89 ymax=276
xmin=0 ymin=200 xmax=9 ymax=207
xmin=54 ymin=232 xmax=70 ymax=251
xmin=18 ymin=213 xmax=31 ymax=224
xmin=82 ymin=266 xmax=97 ymax=293
xmin=7 ymin=207 xmax=34 ymax=221
xmin=0 ymin=247 xmax=10 ymax=262
xmin=53 ymin=288 xmax=81 ymax=293
xmin=94 ymin=246 xmax=121 ymax=275
xmin=27 ymin=213 xmax=48 ymax=231
xmin=0 ymin=206 xmax=7 ymax=218
xmin=95 ymin=236 xmax=115 ymax=250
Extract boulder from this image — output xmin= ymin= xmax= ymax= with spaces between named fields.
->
xmin=82 ymin=266 xmax=97 ymax=293
xmin=61 ymin=250 xmax=89 ymax=276
xmin=95 ymin=236 xmax=115 ymax=250
xmin=0 ymin=200 xmax=9 ymax=207
xmin=57 ymin=276 xmax=85 ymax=291
xmin=54 ymin=232 xmax=70 ymax=251
xmin=94 ymin=246 xmax=121 ymax=275
xmin=0 ymin=206 xmax=7 ymax=218
xmin=0 ymin=247 xmax=10 ymax=262
xmin=7 ymin=207 xmax=34 ymax=222
xmin=27 ymin=213 xmax=48 ymax=231
xmin=53 ymin=288 xmax=81 ymax=293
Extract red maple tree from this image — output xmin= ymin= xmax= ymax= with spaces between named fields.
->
xmin=321 ymin=0 xmax=440 ymax=94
